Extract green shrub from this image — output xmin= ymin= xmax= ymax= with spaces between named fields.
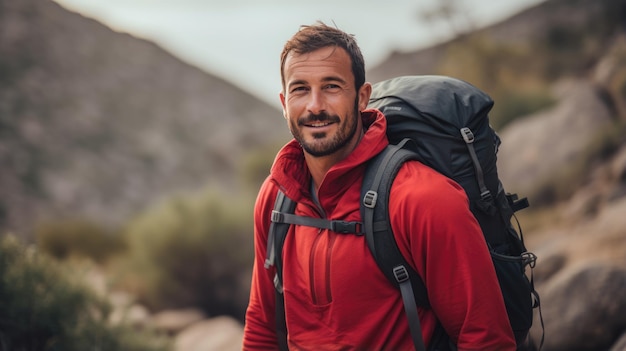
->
xmin=35 ymin=219 xmax=125 ymax=264
xmin=0 ymin=234 xmax=170 ymax=351
xmin=239 ymin=142 xmax=284 ymax=191
xmin=490 ymin=89 xmax=556 ymax=131
xmin=118 ymin=187 xmax=254 ymax=321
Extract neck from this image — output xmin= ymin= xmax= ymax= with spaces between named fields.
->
xmin=305 ymin=155 xmax=337 ymax=194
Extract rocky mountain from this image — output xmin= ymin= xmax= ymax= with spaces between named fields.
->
xmin=0 ymin=0 xmax=291 ymax=236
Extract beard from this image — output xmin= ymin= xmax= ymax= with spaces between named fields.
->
xmin=289 ymin=99 xmax=360 ymax=157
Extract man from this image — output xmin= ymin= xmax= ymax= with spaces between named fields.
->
xmin=243 ymin=22 xmax=516 ymax=350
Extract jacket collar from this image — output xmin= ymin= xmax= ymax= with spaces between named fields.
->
xmin=269 ymin=109 xmax=388 ymax=204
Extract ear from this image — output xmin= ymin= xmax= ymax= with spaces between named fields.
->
xmin=279 ymin=92 xmax=287 ymax=119
xmin=358 ymin=82 xmax=372 ymax=111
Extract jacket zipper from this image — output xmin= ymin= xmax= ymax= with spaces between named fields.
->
xmin=324 ymin=233 xmax=336 ymax=303
xmin=306 ymin=201 xmax=334 ymax=305
xmin=309 ymin=229 xmax=323 ymax=304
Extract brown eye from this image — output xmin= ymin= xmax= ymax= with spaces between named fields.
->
xmin=291 ymin=86 xmax=307 ymax=94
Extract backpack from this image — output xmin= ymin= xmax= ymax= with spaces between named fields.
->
xmin=264 ymin=75 xmax=542 ymax=351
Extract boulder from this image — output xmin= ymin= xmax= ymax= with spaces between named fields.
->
xmin=151 ymin=308 xmax=206 ymax=335
xmin=535 ymin=264 xmax=626 ymax=350
xmin=174 ymin=316 xmax=243 ymax=351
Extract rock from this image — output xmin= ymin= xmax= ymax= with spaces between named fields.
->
xmin=110 ymin=303 xmax=151 ymax=328
xmin=105 ymin=291 xmax=151 ymax=328
xmin=497 ymin=79 xmax=614 ymax=200
xmin=174 ymin=316 xmax=243 ymax=351
xmin=533 ymin=252 xmax=566 ymax=285
xmin=536 ymin=264 xmax=626 ymax=351
xmin=150 ymin=308 xmax=206 ymax=335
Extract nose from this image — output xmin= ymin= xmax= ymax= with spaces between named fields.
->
xmin=306 ymin=89 xmax=325 ymax=115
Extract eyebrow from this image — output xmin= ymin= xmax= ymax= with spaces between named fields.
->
xmin=322 ymin=76 xmax=348 ymax=86
xmin=287 ymin=75 xmax=348 ymax=89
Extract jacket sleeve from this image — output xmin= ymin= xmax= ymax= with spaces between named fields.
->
xmin=243 ymin=179 xmax=281 ymax=350
xmin=390 ymin=163 xmax=517 ymax=351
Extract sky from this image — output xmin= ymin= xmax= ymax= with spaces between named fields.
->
xmin=51 ymin=0 xmax=545 ymax=107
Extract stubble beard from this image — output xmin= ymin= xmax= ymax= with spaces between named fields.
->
xmin=290 ymin=100 xmax=360 ymax=157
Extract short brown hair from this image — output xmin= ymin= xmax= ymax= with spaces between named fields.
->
xmin=280 ymin=21 xmax=366 ymax=92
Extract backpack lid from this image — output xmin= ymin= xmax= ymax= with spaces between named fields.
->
xmin=369 ymin=75 xmax=494 ymax=133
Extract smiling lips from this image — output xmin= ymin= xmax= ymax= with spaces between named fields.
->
xmin=307 ymin=121 xmax=333 ymax=127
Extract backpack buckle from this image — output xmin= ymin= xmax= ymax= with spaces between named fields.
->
xmin=271 ymin=210 xmax=284 ymax=223
xmin=363 ymin=190 xmax=378 ymax=208
xmin=330 ymin=220 xmax=363 ymax=234
xmin=460 ymin=127 xmax=475 ymax=144
xmin=392 ymin=265 xmax=409 ymax=283
xmin=480 ymin=190 xmax=493 ymax=203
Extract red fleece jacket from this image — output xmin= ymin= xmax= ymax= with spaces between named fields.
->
xmin=243 ymin=109 xmax=516 ymax=350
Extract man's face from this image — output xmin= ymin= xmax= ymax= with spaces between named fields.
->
xmin=280 ymin=46 xmax=370 ymax=158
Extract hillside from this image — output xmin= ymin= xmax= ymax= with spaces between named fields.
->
xmin=0 ymin=0 xmax=290 ymax=236
xmin=369 ymin=0 xmax=623 ymax=86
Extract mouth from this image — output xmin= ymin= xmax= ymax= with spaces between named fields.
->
xmin=305 ymin=121 xmax=333 ymax=128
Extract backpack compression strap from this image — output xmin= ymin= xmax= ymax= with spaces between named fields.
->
xmin=460 ymin=127 xmax=497 ymax=216
xmin=361 ymin=139 xmax=429 ymax=351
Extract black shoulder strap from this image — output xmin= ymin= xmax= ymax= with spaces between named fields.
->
xmin=265 ymin=190 xmax=295 ymax=351
xmin=360 ymin=139 xmax=429 ymax=351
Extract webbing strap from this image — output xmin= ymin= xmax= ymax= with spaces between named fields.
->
xmin=265 ymin=190 xmax=295 ymax=351
xmin=395 ymin=265 xmax=426 ymax=351
xmin=271 ymin=210 xmax=363 ymax=235
xmin=362 ymin=139 xmax=412 ymax=257
xmin=265 ymin=191 xmax=290 ymax=270
xmin=460 ymin=127 xmax=492 ymax=203
xmin=275 ymin=291 xmax=288 ymax=351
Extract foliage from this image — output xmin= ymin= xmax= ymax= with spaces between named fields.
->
xmin=490 ymin=89 xmax=556 ymax=131
xmin=0 ymin=234 xmax=170 ymax=351
xmin=239 ymin=141 xmax=285 ymax=191
xmin=117 ymin=187 xmax=253 ymax=321
xmin=35 ymin=219 xmax=125 ymax=264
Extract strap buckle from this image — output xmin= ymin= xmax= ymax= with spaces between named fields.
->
xmin=330 ymin=220 xmax=363 ymax=234
xmin=271 ymin=210 xmax=284 ymax=223
xmin=480 ymin=190 xmax=493 ymax=203
xmin=363 ymin=190 xmax=378 ymax=208
xmin=460 ymin=127 xmax=474 ymax=144
xmin=393 ymin=265 xmax=410 ymax=283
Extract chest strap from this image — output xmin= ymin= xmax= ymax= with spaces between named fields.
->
xmin=271 ymin=210 xmax=363 ymax=235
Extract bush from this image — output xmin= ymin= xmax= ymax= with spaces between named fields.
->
xmin=239 ymin=142 xmax=284 ymax=191
xmin=0 ymin=234 xmax=170 ymax=351
xmin=35 ymin=219 xmax=125 ymax=264
xmin=490 ymin=89 xmax=556 ymax=130
xmin=118 ymin=187 xmax=254 ymax=321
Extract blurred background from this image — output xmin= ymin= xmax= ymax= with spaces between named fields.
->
xmin=1 ymin=0 xmax=626 ymax=350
